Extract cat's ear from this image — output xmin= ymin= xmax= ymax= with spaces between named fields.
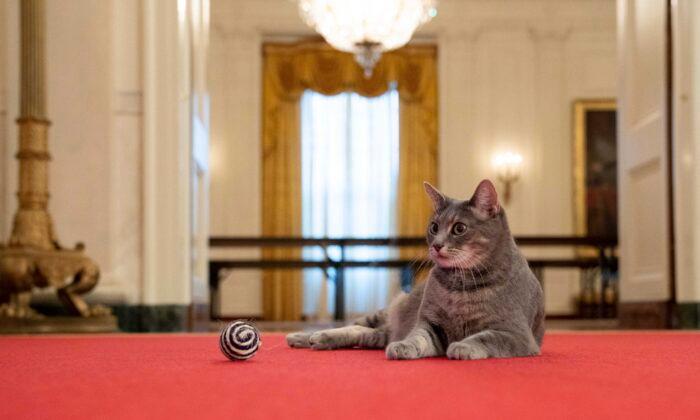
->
xmin=469 ymin=179 xmax=500 ymax=218
xmin=423 ymin=182 xmax=446 ymax=211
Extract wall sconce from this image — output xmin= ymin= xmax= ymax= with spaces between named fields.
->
xmin=492 ymin=151 xmax=523 ymax=205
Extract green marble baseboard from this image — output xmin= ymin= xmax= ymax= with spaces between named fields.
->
xmin=27 ymin=302 xmax=190 ymax=332
xmin=677 ymin=303 xmax=700 ymax=329
xmin=111 ymin=305 xmax=189 ymax=332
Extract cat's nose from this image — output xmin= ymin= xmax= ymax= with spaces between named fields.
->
xmin=432 ymin=244 xmax=443 ymax=253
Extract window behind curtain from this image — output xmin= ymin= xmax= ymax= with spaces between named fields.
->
xmin=301 ymin=88 xmax=400 ymax=319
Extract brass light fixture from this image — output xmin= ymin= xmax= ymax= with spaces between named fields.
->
xmin=0 ymin=0 xmax=115 ymax=332
xmin=297 ymin=0 xmax=438 ymax=77
xmin=492 ymin=151 xmax=523 ymax=205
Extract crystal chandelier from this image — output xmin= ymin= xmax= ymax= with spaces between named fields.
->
xmin=298 ymin=0 xmax=437 ymax=77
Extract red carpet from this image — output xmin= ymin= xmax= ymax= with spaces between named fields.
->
xmin=1 ymin=332 xmax=699 ymax=419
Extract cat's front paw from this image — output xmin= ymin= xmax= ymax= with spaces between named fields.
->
xmin=446 ymin=342 xmax=489 ymax=360
xmin=286 ymin=332 xmax=312 ymax=348
xmin=309 ymin=331 xmax=339 ymax=350
xmin=386 ymin=341 xmax=420 ymax=360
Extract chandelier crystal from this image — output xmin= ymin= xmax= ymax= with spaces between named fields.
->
xmin=298 ymin=0 xmax=437 ymax=77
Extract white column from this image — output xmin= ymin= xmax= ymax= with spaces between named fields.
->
xmin=673 ymin=0 xmax=700 ymax=303
xmin=142 ymin=0 xmax=192 ymax=305
xmin=108 ymin=0 xmax=144 ymax=303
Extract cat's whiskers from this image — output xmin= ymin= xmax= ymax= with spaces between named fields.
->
xmin=455 ymin=253 xmax=474 ymax=294
xmin=456 ymin=264 xmax=466 ymax=293
xmin=460 ymin=252 xmax=490 ymax=307
xmin=474 ymin=257 xmax=487 ymax=284
xmin=446 ymin=249 xmax=467 ymax=292
xmin=409 ymin=249 xmax=431 ymax=286
xmin=449 ymin=250 xmax=480 ymax=294
xmin=439 ymin=247 xmax=497 ymax=311
xmin=448 ymin=248 xmax=476 ymax=269
xmin=415 ymin=250 xmax=434 ymax=282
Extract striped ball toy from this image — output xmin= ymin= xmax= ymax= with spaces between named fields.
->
xmin=219 ymin=321 xmax=261 ymax=361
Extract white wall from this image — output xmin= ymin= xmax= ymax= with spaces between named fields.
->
xmin=209 ymin=0 xmax=617 ymax=316
xmin=674 ymin=0 xmax=700 ymax=303
xmin=0 ymin=0 xmax=7 ymax=243
xmin=0 ymin=0 xmax=204 ymax=307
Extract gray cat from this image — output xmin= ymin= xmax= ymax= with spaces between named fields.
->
xmin=287 ymin=179 xmax=544 ymax=360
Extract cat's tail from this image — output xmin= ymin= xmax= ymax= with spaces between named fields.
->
xmin=352 ymin=309 xmax=388 ymax=329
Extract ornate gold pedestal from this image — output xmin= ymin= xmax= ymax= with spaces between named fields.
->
xmin=0 ymin=0 xmax=116 ymax=333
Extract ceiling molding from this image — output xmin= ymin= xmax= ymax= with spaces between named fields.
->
xmin=211 ymin=0 xmax=616 ymax=38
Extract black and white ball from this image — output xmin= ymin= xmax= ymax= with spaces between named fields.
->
xmin=219 ymin=321 xmax=261 ymax=361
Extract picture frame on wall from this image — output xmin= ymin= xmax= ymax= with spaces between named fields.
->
xmin=573 ymin=99 xmax=618 ymax=316
xmin=572 ymin=99 xmax=618 ymax=240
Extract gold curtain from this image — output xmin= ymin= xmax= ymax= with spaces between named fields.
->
xmin=262 ymin=41 xmax=437 ymax=320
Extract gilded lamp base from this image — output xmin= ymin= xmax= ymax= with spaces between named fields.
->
xmin=0 ymin=245 xmax=117 ymax=332
xmin=0 ymin=0 xmax=117 ymax=333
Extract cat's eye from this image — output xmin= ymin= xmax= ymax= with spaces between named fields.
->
xmin=429 ymin=222 xmax=439 ymax=235
xmin=452 ymin=223 xmax=467 ymax=236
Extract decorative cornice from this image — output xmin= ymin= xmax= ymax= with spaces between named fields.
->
xmin=212 ymin=0 xmax=616 ymax=39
